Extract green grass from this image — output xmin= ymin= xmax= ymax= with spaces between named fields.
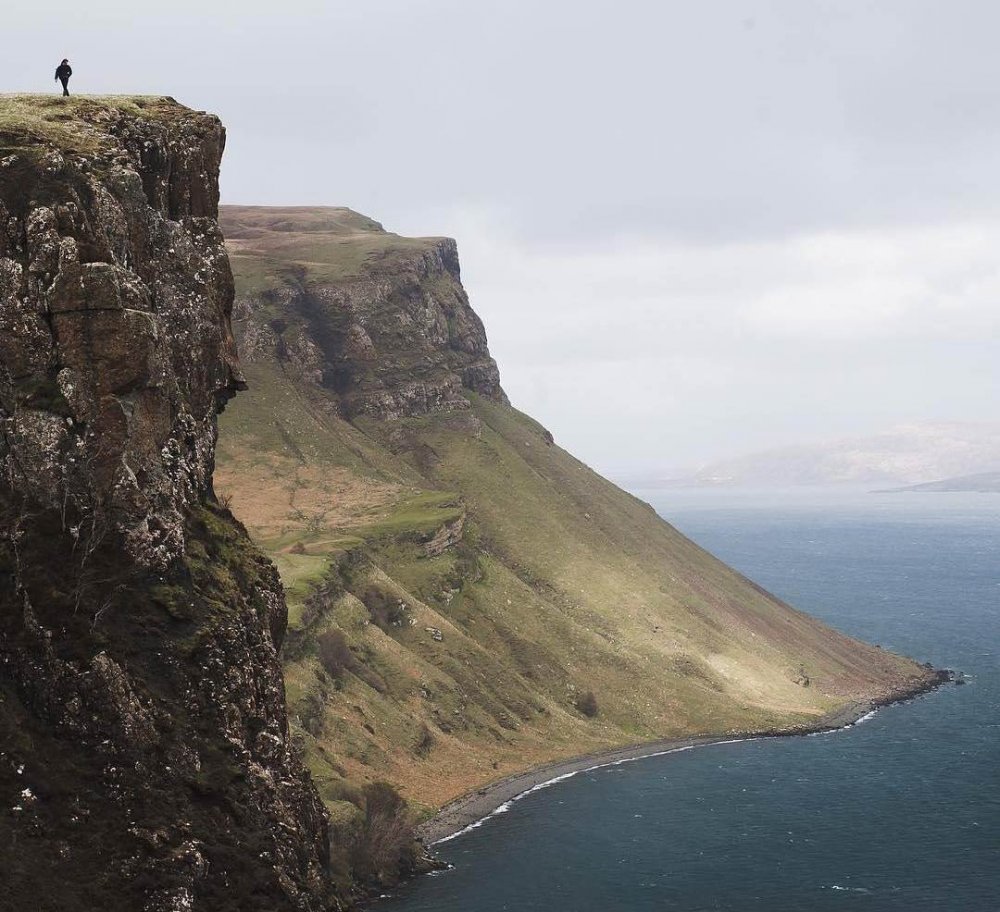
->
xmin=0 ymin=95 xmax=200 ymax=153
xmin=220 ymin=205 xmax=445 ymax=290
xmin=222 ymin=206 xmax=387 ymax=238
xmin=359 ymin=492 xmax=463 ymax=538
xmin=271 ymin=552 xmax=334 ymax=628
xmin=218 ymin=362 xmax=420 ymax=481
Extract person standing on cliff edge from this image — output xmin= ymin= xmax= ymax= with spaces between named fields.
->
xmin=55 ymin=60 xmax=72 ymax=97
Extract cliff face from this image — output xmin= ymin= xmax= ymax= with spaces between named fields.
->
xmin=215 ymin=206 xmax=938 ymax=831
xmin=0 ymin=99 xmax=336 ymax=911
xmin=223 ymin=206 xmax=507 ymax=421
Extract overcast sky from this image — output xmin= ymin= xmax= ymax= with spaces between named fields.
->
xmin=5 ymin=1 xmax=1000 ymax=477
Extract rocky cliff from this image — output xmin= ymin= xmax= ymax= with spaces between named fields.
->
xmin=0 ymin=99 xmax=337 ymax=911
xmin=223 ymin=206 xmax=506 ymax=422
xmin=215 ymin=207 xmax=939 ymax=847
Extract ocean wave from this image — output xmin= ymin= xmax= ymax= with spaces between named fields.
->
xmin=851 ymin=708 xmax=879 ymax=725
xmin=807 ymin=706 xmax=879 ymax=736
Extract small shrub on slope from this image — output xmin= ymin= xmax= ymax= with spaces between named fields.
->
xmin=317 ymin=629 xmax=354 ymax=680
xmin=575 ymin=690 xmax=599 ymax=718
xmin=336 ymin=781 xmax=420 ymax=887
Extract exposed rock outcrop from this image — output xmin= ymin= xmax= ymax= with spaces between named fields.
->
xmin=0 ymin=98 xmax=337 ymax=911
xmin=423 ymin=511 xmax=465 ymax=557
xmin=222 ymin=206 xmax=508 ymax=421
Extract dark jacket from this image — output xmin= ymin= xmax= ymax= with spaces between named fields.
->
xmin=55 ymin=64 xmax=72 ymax=81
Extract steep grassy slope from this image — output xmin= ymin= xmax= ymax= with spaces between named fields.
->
xmin=215 ymin=206 xmax=935 ymax=823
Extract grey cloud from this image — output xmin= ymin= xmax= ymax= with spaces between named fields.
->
xmin=4 ymin=0 xmax=998 ymax=475
xmin=12 ymin=1 xmax=999 ymax=244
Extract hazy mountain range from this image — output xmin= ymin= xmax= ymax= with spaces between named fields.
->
xmin=878 ymin=471 xmax=1000 ymax=494
xmin=639 ymin=422 xmax=1000 ymax=489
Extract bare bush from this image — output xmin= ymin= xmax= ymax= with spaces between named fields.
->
xmin=413 ymin=723 xmax=435 ymax=757
xmin=298 ymin=689 xmax=327 ymax=736
xmin=316 ymin=629 xmax=355 ymax=680
xmin=347 ymin=781 xmax=419 ymax=885
xmin=575 ymin=689 xmax=599 ymax=718
xmin=361 ymin=586 xmax=407 ymax=630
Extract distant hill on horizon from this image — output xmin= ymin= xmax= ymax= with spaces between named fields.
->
xmin=634 ymin=422 xmax=1000 ymax=489
xmin=877 ymin=471 xmax=1000 ymax=494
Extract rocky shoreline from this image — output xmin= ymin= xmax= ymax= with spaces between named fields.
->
xmin=416 ymin=668 xmax=953 ymax=847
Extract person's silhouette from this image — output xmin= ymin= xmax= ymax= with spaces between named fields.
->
xmin=55 ymin=59 xmax=72 ymax=97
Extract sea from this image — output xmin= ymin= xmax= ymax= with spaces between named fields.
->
xmin=377 ymin=488 xmax=1000 ymax=912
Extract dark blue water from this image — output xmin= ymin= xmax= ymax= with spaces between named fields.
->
xmin=379 ymin=490 xmax=1000 ymax=912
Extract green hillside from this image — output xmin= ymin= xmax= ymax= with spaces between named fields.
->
xmin=215 ymin=206 xmax=934 ymax=825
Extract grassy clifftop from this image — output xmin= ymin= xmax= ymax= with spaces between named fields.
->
xmin=223 ymin=204 xmax=449 ymax=293
xmin=0 ymin=95 xmax=199 ymax=154
xmin=215 ymin=206 xmax=935 ymax=823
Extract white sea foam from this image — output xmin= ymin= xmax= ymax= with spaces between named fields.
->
xmin=807 ymin=706 xmax=879 ymax=736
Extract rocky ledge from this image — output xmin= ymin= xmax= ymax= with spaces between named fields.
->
xmin=0 ymin=98 xmax=338 ymax=911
